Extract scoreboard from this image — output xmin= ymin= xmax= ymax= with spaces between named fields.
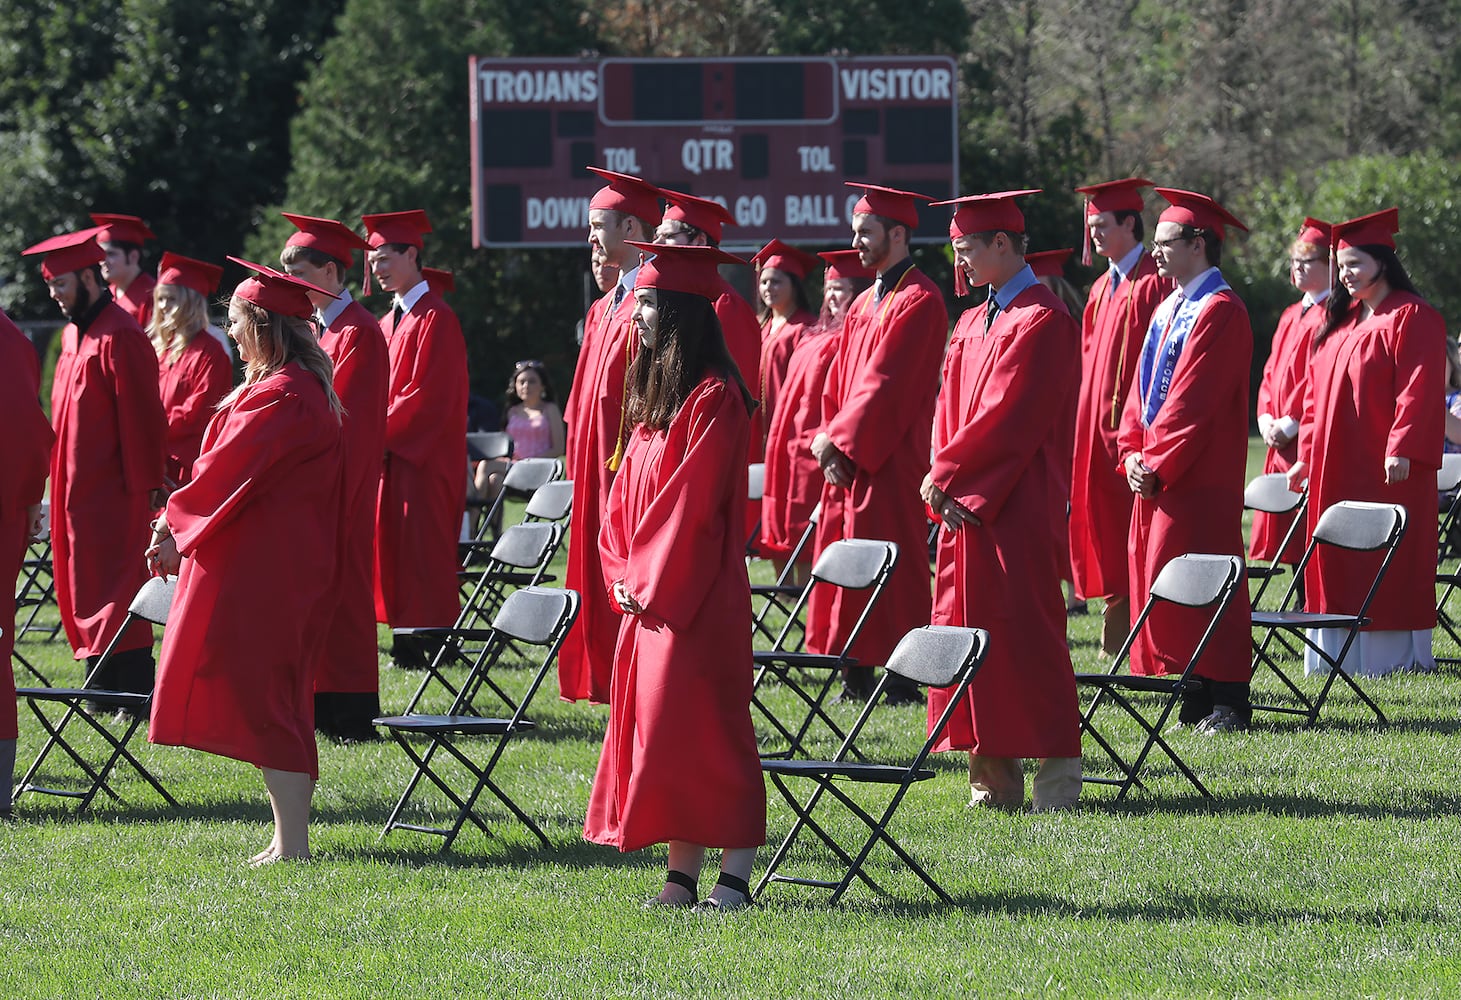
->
xmin=469 ymin=55 xmax=959 ymax=248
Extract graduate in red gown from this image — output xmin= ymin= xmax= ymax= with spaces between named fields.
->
xmin=1117 ymin=189 xmax=1254 ymax=733
xmin=759 ymin=251 xmax=873 ymax=588
xmin=22 ymin=228 xmax=167 ymax=696
xmin=363 ymin=210 xmax=468 ymax=653
xmin=920 ymin=192 xmax=1082 ymax=811
xmin=149 ymin=253 xmax=232 ymax=488
xmin=281 ymin=213 xmax=390 ymax=739
xmin=811 ymin=184 xmax=948 ymax=700
xmin=585 ymin=241 xmax=764 ymax=912
xmin=1287 ymin=208 xmax=1444 ymax=676
xmin=560 ymin=168 xmax=663 ymax=703
xmin=148 ymin=259 xmax=344 ymax=864
xmin=92 ymin=213 xmax=158 ymax=330
xmin=1067 ymin=178 xmax=1170 ymax=654
xmin=1 ymin=309 xmax=53 ymax=815
xmin=750 ymin=239 xmax=820 ymax=459
xmin=1251 ymin=217 xmax=1331 ymax=564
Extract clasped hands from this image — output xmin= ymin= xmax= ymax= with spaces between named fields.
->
xmin=1124 ymin=453 xmax=1159 ymax=499
xmin=920 ymin=474 xmax=980 ymax=532
xmin=810 ymin=432 xmax=855 ymax=488
xmin=612 ymin=581 xmax=644 ymax=615
xmin=145 ymin=515 xmax=181 ymax=578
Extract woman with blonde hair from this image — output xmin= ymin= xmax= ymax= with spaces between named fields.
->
xmin=147 ymin=258 xmax=344 ymax=864
xmin=149 ymin=253 xmax=233 ymax=488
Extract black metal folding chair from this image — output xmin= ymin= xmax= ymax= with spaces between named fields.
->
xmin=375 ymin=586 xmax=579 ymax=852
xmin=752 ymin=538 xmax=898 ymax=760
xmin=1433 ymin=457 xmax=1461 ymax=665
xmin=1079 ymin=554 xmax=1245 ymax=801
xmin=757 ymin=624 xmax=989 ymax=905
xmin=1250 ymin=500 xmax=1406 ymax=726
xmin=1243 ymin=472 xmax=1308 ymax=611
xmin=400 ymin=522 xmax=564 ymax=715
xmin=745 ymin=462 xmax=766 ymax=558
xmin=466 ymin=430 xmax=513 ymax=465
xmin=463 ymin=456 xmax=563 ymax=554
xmin=14 ymin=503 xmax=62 ymax=642
xmin=12 ymin=576 xmax=176 ymax=814
xmin=750 ymin=502 xmax=820 ymax=647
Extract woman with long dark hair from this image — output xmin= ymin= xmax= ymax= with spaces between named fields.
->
xmin=1288 ymin=208 xmax=1445 ymax=676
xmin=584 ymin=242 xmax=764 ymax=912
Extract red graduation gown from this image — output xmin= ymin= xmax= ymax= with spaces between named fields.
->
xmin=811 ymin=266 xmax=947 ymax=665
xmin=760 ymin=324 xmax=838 ymax=563
xmin=560 ymin=285 xmax=637 ymax=703
xmin=158 ymin=331 xmax=233 ymax=487
xmin=1118 ymin=282 xmax=1253 ymax=682
xmin=373 ymin=289 xmax=468 ymax=627
xmin=113 ymin=272 xmax=156 ymax=331
xmin=584 ymin=375 xmax=765 ymax=852
xmin=926 ymin=285 xmax=1082 ymax=757
xmin=1 ymin=315 xmax=53 ymax=739
xmin=50 ymin=301 xmax=166 ymax=659
xmin=1069 ymin=254 xmax=1168 ymax=600
xmin=1250 ymin=299 xmax=1323 ymax=563
xmin=150 ymin=363 xmax=343 ymax=778
xmin=316 ymin=300 xmax=389 ymax=694
xmin=754 ymin=308 xmax=815 ymax=458
xmin=1297 ymin=292 xmax=1444 ymax=629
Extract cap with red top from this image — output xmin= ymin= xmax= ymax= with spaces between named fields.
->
xmin=22 ymin=229 xmax=107 ymax=281
xmin=588 ymin=167 xmax=663 ymax=225
xmin=423 ymin=267 xmax=455 ymax=295
xmin=283 ymin=213 xmax=369 ymax=266
xmin=1294 ymin=216 xmax=1332 ymax=247
xmin=1154 ymin=188 xmax=1248 ymax=240
xmin=157 ymin=252 xmax=223 ymax=298
xmin=228 ymin=256 xmax=337 ymax=319
xmin=1331 ymin=208 xmax=1399 ymax=251
xmin=625 ymin=241 xmax=747 ymax=301
xmin=89 ymin=213 xmax=157 ymax=246
xmin=1074 ymin=177 xmax=1154 ymax=217
xmin=1026 ymin=248 xmax=1074 ymax=280
xmin=931 ymin=189 xmax=1041 ymax=239
xmin=361 ymin=210 xmax=432 ymax=250
xmin=819 ymin=249 xmax=875 ymax=282
xmin=846 ymin=182 xmax=933 ymax=230
xmin=660 ymin=188 xmax=735 ymax=244
xmin=752 ymin=239 xmax=821 ymax=281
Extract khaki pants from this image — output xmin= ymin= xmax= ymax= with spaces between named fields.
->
xmin=969 ymin=754 xmax=1082 ymax=812
xmin=1102 ymin=595 xmax=1130 ymax=657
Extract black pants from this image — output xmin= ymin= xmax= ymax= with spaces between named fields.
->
xmin=1179 ymin=676 xmax=1252 ymax=725
xmin=314 ymin=691 xmax=383 ymax=742
xmin=86 ymin=647 xmax=155 ymax=696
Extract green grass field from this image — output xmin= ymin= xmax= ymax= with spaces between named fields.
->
xmin=5 ymin=440 xmax=1461 ymax=999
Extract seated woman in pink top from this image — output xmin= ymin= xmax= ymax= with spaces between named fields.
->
xmin=473 ymin=359 xmax=566 ymax=505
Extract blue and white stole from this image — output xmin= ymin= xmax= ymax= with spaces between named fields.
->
xmin=1137 ymin=268 xmax=1229 ymax=426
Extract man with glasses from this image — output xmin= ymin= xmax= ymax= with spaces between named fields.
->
xmin=1251 ymin=218 xmax=1332 ymax=566
xmin=1117 ymin=188 xmax=1255 ymax=734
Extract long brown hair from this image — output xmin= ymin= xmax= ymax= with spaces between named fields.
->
xmin=625 ymin=288 xmax=754 ymax=431
xmin=224 ymin=297 xmax=342 ymax=417
xmin=148 ymin=283 xmax=209 ymax=363
xmin=1317 ymin=244 xmax=1421 ymax=346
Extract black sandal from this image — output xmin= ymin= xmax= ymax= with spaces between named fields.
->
xmin=642 ymin=868 xmax=698 ymax=909
xmin=693 ymin=872 xmax=754 ymax=913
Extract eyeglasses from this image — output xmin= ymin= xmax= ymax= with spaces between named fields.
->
xmin=1151 ymin=236 xmax=1192 ymax=252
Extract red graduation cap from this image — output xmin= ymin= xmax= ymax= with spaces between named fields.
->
xmin=819 ymin=249 xmax=874 ymax=282
xmin=361 ymin=209 xmax=432 ymax=249
xmin=156 ymin=252 xmax=223 ymax=298
xmin=752 ymin=239 xmax=821 ymax=281
xmin=846 ymin=182 xmax=932 ymax=230
xmin=1026 ymin=248 xmax=1074 ymax=280
xmin=1295 ymin=217 xmax=1332 ymax=247
xmin=423 ymin=267 xmax=455 ymax=296
xmin=587 ymin=167 xmax=663 ymax=225
xmin=625 ymin=240 xmax=747 ymax=301
xmin=1154 ymin=188 xmax=1248 ymax=241
xmin=22 ymin=228 xmax=107 ymax=281
xmin=89 ymin=213 xmax=157 ymax=245
xmin=228 ymin=256 xmax=337 ymax=319
xmin=1074 ymin=177 xmax=1153 ymax=217
xmin=660 ymin=188 xmax=735 ymax=244
xmin=931 ymin=189 xmax=1041 ymax=239
xmin=283 ymin=212 xmax=368 ymax=266
xmin=1331 ymin=208 xmax=1399 ymax=251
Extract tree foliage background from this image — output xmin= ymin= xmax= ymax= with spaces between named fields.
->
xmin=4 ymin=0 xmax=1461 ymax=405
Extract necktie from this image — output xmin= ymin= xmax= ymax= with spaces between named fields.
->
xmin=391 ymin=302 xmax=403 ymax=329
xmin=984 ymin=297 xmax=1000 ymax=333
xmin=873 ymin=277 xmax=885 ymax=302
xmin=613 ymin=284 xmax=625 ymax=308
xmin=1109 ymin=266 xmax=1122 ymax=297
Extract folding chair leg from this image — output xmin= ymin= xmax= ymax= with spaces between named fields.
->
xmin=17 ymin=703 xmax=124 ymax=807
xmin=817 ymin=779 xmax=949 ymax=905
xmin=758 ymin=772 xmax=889 ymax=900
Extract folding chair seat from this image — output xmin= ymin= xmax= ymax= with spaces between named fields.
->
xmin=752 ymin=538 xmax=897 ymax=760
xmin=466 ymin=431 xmax=513 ymax=464
xmin=757 ymin=624 xmax=989 ymax=904
xmin=1243 ymin=472 xmax=1308 ymax=611
xmin=1079 ymin=553 xmax=1245 ymax=800
xmin=750 ymin=502 xmax=819 ymax=647
xmin=375 ymin=586 xmax=579 ymax=852
xmin=1250 ymin=500 xmax=1406 ymax=726
xmin=1436 ymin=453 xmax=1461 ymax=562
xmin=12 ymin=576 xmax=177 ymax=814
xmin=399 ymin=522 xmax=563 ymax=715
xmin=521 ymin=479 xmax=573 ymax=525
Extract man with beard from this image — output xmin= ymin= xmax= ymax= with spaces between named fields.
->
xmin=21 ymin=228 xmax=166 ymax=698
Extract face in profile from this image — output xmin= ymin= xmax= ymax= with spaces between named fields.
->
xmin=851 ymin=214 xmax=891 ymax=272
xmin=632 ymin=286 xmax=659 ymax=350
xmin=759 ymin=268 xmax=792 ymax=313
xmin=226 ymin=297 xmax=259 ymax=363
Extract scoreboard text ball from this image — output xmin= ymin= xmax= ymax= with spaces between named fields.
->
xmin=470 ymin=55 xmax=959 ymax=248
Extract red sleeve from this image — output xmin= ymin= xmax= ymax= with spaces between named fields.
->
xmin=107 ymin=324 xmax=167 ymax=495
xmin=1140 ymin=294 xmax=1252 ymax=489
xmin=826 ymin=286 xmax=947 ymax=474
xmin=0 ymin=329 xmax=52 ymax=510
xmin=612 ymin=380 xmax=748 ymax=631
xmin=1386 ymin=300 xmax=1446 ymax=465
xmin=931 ymin=305 xmax=1080 ymax=522
xmin=164 ymin=336 xmax=232 ymax=450
xmin=385 ymin=306 xmax=465 ymax=465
